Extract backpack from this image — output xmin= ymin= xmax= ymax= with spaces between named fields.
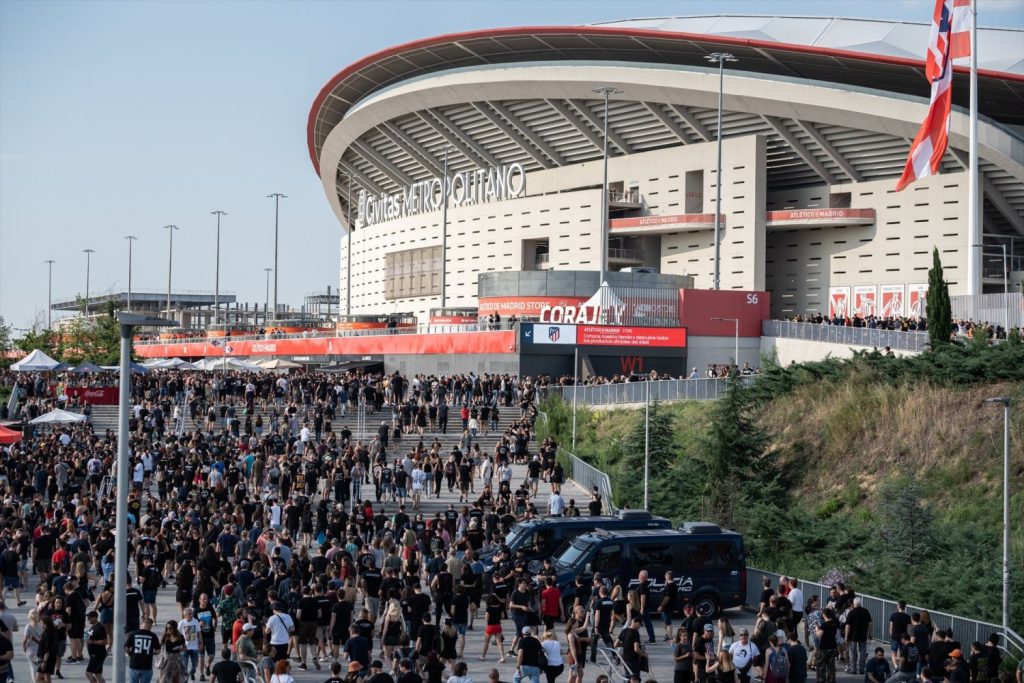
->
xmin=768 ymin=649 xmax=790 ymax=682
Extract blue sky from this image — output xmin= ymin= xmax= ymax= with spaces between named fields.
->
xmin=2 ymin=0 xmax=1022 ymax=330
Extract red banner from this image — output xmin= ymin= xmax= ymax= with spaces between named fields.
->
xmin=478 ymin=296 xmax=587 ymax=316
xmin=577 ymin=326 xmax=687 ymax=348
xmin=135 ymin=331 xmax=517 ymax=359
xmin=64 ymin=386 xmax=118 ymax=405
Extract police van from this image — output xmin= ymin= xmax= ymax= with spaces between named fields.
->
xmin=479 ymin=510 xmax=670 ymax=568
xmin=551 ymin=523 xmax=746 ymax=617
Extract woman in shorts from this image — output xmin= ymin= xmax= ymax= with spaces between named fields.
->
xmin=480 ymin=594 xmax=506 ymax=663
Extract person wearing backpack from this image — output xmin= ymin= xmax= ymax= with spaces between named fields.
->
xmin=765 ymin=633 xmax=791 ymax=683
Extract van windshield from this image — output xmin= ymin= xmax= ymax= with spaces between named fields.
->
xmin=554 ymin=538 xmax=592 ymax=569
xmin=504 ymin=523 xmax=527 ymax=549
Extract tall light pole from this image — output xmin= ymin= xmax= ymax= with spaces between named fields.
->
xmin=344 ymin=172 xmax=353 ymax=316
xmin=263 ymin=267 xmax=273 ymax=325
xmin=164 ymin=225 xmax=178 ymax=317
xmin=267 ymin=193 xmax=287 ymax=320
xmin=705 ymin=52 xmax=738 ymax=290
xmin=44 ymin=260 xmax=55 ymax=329
xmin=984 ymin=396 xmax=1011 ymax=633
xmin=713 ymin=316 xmax=740 ymax=365
xmin=644 ymin=379 xmax=650 ymax=511
xmin=124 ymin=236 xmax=137 ymax=312
xmin=211 ymin=210 xmax=227 ymax=325
xmin=112 ymin=313 xmax=177 ymax=683
xmin=440 ymin=146 xmax=453 ymax=308
xmin=82 ymin=249 xmax=95 ymax=315
xmin=592 ymin=86 xmax=621 ymax=288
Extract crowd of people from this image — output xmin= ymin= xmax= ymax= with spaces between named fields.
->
xmin=785 ymin=314 xmax=1020 ymax=342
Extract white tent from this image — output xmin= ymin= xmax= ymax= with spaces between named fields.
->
xmin=30 ymin=408 xmax=87 ymax=424
xmin=144 ymin=358 xmax=198 ymax=370
xmin=201 ymin=357 xmax=264 ymax=372
xmin=581 ymin=282 xmax=626 ymax=324
xmin=11 ymin=349 xmax=67 ymax=372
xmin=258 ymin=359 xmax=302 ymax=370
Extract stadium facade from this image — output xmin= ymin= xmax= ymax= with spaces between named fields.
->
xmin=308 ymin=16 xmax=1024 ymax=322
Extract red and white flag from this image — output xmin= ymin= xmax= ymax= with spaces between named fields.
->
xmin=896 ymin=0 xmax=972 ymax=191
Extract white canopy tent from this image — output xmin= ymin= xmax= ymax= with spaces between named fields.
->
xmin=144 ymin=358 xmax=199 ymax=370
xmin=199 ymin=357 xmax=264 ymax=372
xmin=11 ymin=349 xmax=67 ymax=372
xmin=29 ymin=408 xmax=87 ymax=424
xmin=581 ymin=282 xmax=627 ymax=325
xmin=258 ymin=359 xmax=302 ymax=370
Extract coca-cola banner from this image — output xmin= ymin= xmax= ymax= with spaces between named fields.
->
xmin=64 ymin=386 xmax=118 ymax=405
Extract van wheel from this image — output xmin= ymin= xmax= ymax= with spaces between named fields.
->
xmin=693 ymin=594 xmax=719 ymax=618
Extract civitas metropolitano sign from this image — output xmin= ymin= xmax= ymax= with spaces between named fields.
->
xmin=355 ymin=163 xmax=526 ymax=229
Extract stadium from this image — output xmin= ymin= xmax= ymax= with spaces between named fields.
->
xmin=308 ymin=15 xmax=1024 ymax=323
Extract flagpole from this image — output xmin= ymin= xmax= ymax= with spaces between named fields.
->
xmin=967 ymin=0 xmax=980 ymax=295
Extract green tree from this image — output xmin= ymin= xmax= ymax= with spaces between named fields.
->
xmin=926 ymin=248 xmax=951 ymax=347
xmin=616 ymin=399 xmax=681 ymax=511
xmin=0 ymin=316 xmax=12 ymax=369
xmin=877 ymin=474 xmax=934 ymax=565
xmin=64 ymin=301 xmax=122 ymax=365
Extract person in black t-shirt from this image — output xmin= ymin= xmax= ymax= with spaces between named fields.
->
xmin=815 ymin=609 xmax=840 ymax=683
xmin=515 ymin=627 xmax=544 ymax=683
xmin=211 ymin=647 xmax=244 ymax=683
xmin=85 ymin=611 xmax=108 ymax=683
xmin=616 ymin=616 xmax=646 ymax=678
xmin=127 ymin=617 xmax=159 ymax=678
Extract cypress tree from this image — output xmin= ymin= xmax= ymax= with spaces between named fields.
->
xmin=926 ymin=247 xmax=951 ymax=347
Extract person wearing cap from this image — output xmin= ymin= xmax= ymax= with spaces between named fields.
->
xmin=513 ymin=626 xmax=544 ymax=683
xmin=84 ymin=610 xmax=107 ymax=683
xmin=729 ymin=628 xmax=760 ymax=683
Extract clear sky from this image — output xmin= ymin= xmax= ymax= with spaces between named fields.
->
xmin=2 ymin=0 xmax=1022 ymax=331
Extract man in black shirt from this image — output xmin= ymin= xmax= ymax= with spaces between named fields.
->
xmin=85 ymin=611 xmax=108 ymax=683
xmin=297 ymin=585 xmax=321 ymax=671
xmin=211 ymin=647 xmax=243 ymax=683
xmin=616 ymin=616 xmax=646 ymax=678
xmin=590 ymin=585 xmax=615 ymax=662
xmin=815 ymin=608 xmax=840 ymax=683
xmin=888 ymin=602 xmax=912 ymax=670
xmin=514 ymin=627 xmax=544 ymax=683
xmin=844 ymin=598 xmax=872 ymax=675
xmin=659 ymin=572 xmax=679 ymax=642
xmin=127 ymin=617 xmax=159 ymax=681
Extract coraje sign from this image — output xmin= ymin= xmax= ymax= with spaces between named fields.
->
xmin=356 ymin=163 xmax=526 ymax=228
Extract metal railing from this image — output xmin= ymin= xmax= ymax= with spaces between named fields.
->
xmin=763 ymin=319 xmax=930 ymax=352
xmin=950 ymin=292 xmax=1024 ymax=330
xmin=608 ymin=247 xmax=641 ymax=261
xmin=746 ymin=567 xmax=1023 ymax=663
xmin=560 ymin=447 xmax=616 ymax=514
xmin=542 ymin=377 xmax=750 ymax=405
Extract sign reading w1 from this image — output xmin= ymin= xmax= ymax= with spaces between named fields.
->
xmin=356 ymin=163 xmax=526 ymax=228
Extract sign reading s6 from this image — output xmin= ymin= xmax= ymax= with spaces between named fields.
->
xmin=746 ymin=293 xmax=759 ymax=304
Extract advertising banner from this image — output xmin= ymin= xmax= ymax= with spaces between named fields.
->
xmin=828 ymin=287 xmax=850 ymax=318
xmin=64 ymin=386 xmax=118 ymax=405
xmin=880 ymin=284 xmax=905 ymax=318
xmin=907 ymin=284 xmax=928 ymax=317
xmin=577 ymin=326 xmax=687 ymax=348
xmin=853 ymin=285 xmax=877 ymax=318
xmin=478 ymin=296 xmax=587 ymax=316
xmin=528 ymin=324 xmax=577 ymax=345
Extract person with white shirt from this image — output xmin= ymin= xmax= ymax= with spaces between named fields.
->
xmin=268 ymin=501 xmax=283 ymax=530
xmin=265 ymin=603 xmax=294 ymax=662
xmin=548 ymin=492 xmax=565 ymax=517
xmin=179 ymin=607 xmax=201 ymax=679
xmin=133 ymin=460 xmax=145 ymax=492
xmin=787 ymin=578 xmax=805 ymax=631
xmin=729 ymin=628 xmax=760 ymax=683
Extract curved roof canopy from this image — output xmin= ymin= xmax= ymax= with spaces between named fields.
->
xmin=308 ymin=17 xmax=1024 ymax=173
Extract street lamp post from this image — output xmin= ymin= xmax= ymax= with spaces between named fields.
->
xmin=345 ymin=173 xmax=353 ymax=316
xmin=124 ymin=236 xmax=137 ymax=312
xmin=592 ymin=87 xmax=622 ymax=288
xmin=644 ymin=380 xmax=650 ymax=511
xmin=83 ymin=249 xmax=95 ymax=315
xmin=112 ymin=313 xmax=177 ymax=683
xmin=44 ymin=260 xmax=55 ymax=329
xmin=712 ymin=316 xmax=740 ymax=365
xmin=263 ymin=267 xmax=273 ymax=325
xmin=163 ymin=225 xmax=178 ymax=317
xmin=267 ymin=194 xmax=287 ymax=320
xmin=211 ymin=210 xmax=227 ymax=326
xmin=440 ymin=146 xmax=453 ymax=308
xmin=984 ymin=396 xmax=1011 ymax=633
xmin=705 ymin=52 xmax=738 ymax=290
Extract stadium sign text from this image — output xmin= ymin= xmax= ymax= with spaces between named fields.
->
xmin=356 ymin=163 xmax=526 ymax=229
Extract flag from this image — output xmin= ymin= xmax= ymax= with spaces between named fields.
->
xmin=895 ymin=0 xmax=971 ymax=191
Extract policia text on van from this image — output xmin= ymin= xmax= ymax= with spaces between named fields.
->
xmin=550 ymin=523 xmax=746 ymax=617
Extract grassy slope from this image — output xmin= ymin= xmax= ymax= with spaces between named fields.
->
xmin=540 ymin=377 xmax=1024 ymax=628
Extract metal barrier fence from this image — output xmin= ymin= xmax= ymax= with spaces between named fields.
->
xmin=542 ymin=377 xmax=750 ymax=405
xmin=747 ymin=567 xmax=1023 ymax=663
xmin=763 ymin=320 xmax=930 ymax=352
xmin=561 ymin=448 xmax=617 ymax=515
xmin=950 ymin=292 xmax=1024 ymax=331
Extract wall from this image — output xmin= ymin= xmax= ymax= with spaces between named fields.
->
xmin=765 ymin=172 xmax=969 ymax=318
xmin=760 ymin=335 xmax=920 ymax=366
xmin=383 ymin=353 xmax=520 ymax=377
xmin=686 ymin=335 xmax=763 ymax=372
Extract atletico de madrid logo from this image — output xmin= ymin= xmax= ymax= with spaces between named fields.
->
xmin=548 ymin=327 xmax=560 ymax=342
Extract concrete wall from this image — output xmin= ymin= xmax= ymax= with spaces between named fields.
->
xmin=383 ymin=353 xmax=519 ymax=377
xmin=765 ymin=172 xmax=969 ymax=318
xmin=686 ymin=335 xmax=763 ymax=372
xmin=760 ymin=335 xmax=920 ymax=366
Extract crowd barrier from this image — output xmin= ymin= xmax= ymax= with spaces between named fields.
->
xmin=746 ymin=567 xmax=1023 ymax=664
xmin=542 ymin=376 xmax=753 ymax=405
xmin=763 ymin=320 xmax=930 ymax=352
